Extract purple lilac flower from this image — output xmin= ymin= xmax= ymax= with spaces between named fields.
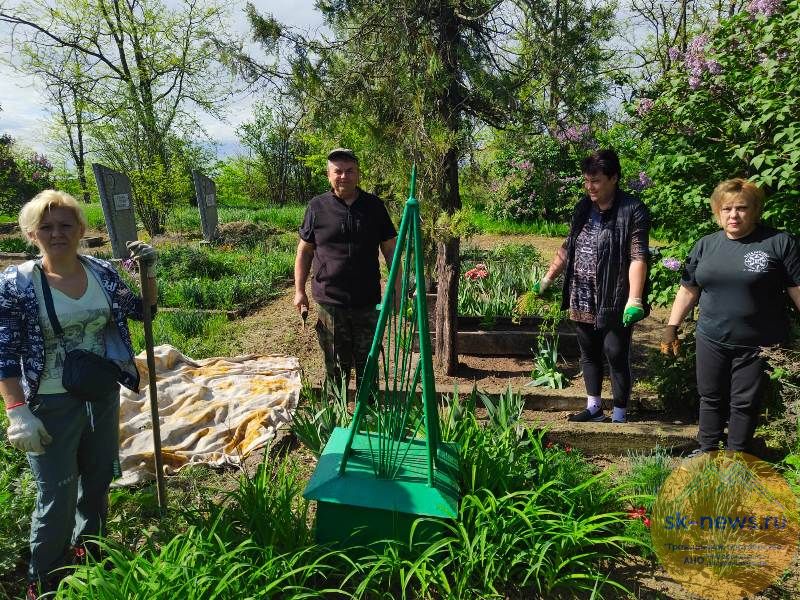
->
xmin=705 ymin=60 xmax=722 ymax=75
xmin=555 ymin=124 xmax=590 ymax=144
xmin=747 ymin=0 xmax=782 ymax=17
xmin=667 ymin=47 xmax=682 ymax=61
xmin=688 ymin=75 xmax=702 ymax=90
xmin=662 ymin=257 xmax=681 ymax=271
xmin=637 ymin=98 xmax=654 ymax=117
xmin=628 ymin=172 xmax=652 ymax=192
xmin=121 ymin=258 xmax=138 ymax=275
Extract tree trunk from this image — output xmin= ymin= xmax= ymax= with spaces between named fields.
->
xmin=434 ymin=236 xmax=460 ymax=374
xmin=432 ymin=1 xmax=463 ymax=376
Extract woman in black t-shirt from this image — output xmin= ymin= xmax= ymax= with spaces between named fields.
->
xmin=663 ymin=179 xmax=800 ymax=454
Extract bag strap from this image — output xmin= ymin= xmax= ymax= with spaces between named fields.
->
xmin=38 ymin=263 xmax=65 ymax=338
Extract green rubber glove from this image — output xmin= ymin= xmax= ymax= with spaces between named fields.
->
xmin=622 ymin=298 xmax=645 ymax=327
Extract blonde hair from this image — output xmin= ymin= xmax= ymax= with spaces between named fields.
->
xmin=18 ymin=189 xmax=88 ymax=238
xmin=709 ymin=178 xmax=765 ymax=226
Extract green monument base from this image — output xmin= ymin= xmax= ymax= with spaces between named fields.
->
xmin=303 ymin=427 xmax=460 ymax=546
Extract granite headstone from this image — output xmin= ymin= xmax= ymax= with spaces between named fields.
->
xmin=92 ymin=163 xmax=138 ymax=258
xmin=191 ymin=170 xmax=218 ymax=242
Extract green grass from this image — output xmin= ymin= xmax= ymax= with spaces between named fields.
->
xmin=0 ymin=236 xmax=34 ymax=253
xmin=52 ymin=389 xmax=635 ymax=600
xmin=165 ymin=203 xmax=305 ymax=235
xmin=128 ymin=310 xmax=238 ymax=359
xmin=467 ymin=209 xmax=569 ymax=237
xmin=151 ymin=244 xmax=295 ymax=311
xmin=0 ymin=414 xmax=37 ymax=578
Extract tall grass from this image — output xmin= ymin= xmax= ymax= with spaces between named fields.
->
xmin=164 ymin=203 xmax=305 ymax=235
xmin=0 ymin=417 xmax=37 ymax=578
xmin=155 ymin=245 xmax=294 ymax=311
xmin=128 ymin=311 xmax=236 ymax=359
xmin=53 ymin=387 xmax=637 ymax=600
xmin=467 ymin=209 xmax=570 ymax=237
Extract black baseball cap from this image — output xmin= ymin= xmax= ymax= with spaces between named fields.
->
xmin=327 ymin=148 xmax=358 ymax=163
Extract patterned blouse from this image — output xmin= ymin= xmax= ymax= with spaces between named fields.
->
xmin=568 ymin=206 xmax=603 ymax=323
xmin=0 ymin=255 xmax=144 ymax=401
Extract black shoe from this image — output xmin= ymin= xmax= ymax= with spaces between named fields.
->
xmin=567 ymin=408 xmax=605 ymax=422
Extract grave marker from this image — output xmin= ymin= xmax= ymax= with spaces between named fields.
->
xmin=92 ymin=163 xmax=137 ymax=258
xmin=191 ymin=170 xmax=218 ymax=242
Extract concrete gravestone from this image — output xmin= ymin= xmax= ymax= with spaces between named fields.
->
xmin=191 ymin=171 xmax=218 ymax=242
xmin=92 ymin=163 xmax=138 ymax=258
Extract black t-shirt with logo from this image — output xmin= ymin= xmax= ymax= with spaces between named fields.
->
xmin=681 ymin=225 xmax=800 ymax=347
xmin=299 ymin=189 xmax=397 ymax=308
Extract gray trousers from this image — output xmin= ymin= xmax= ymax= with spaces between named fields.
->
xmin=26 ymin=390 xmax=120 ymax=582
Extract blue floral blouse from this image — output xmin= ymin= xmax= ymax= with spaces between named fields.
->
xmin=0 ymin=255 xmax=144 ymax=401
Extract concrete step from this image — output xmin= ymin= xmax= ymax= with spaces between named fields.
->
xmin=312 ymin=381 xmax=657 ymax=413
xmin=517 ymin=409 xmax=698 ymax=456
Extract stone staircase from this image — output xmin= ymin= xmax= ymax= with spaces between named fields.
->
xmin=311 ymin=381 xmax=699 ymax=457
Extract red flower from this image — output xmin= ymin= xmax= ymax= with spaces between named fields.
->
xmin=643 ymin=517 xmax=651 ymax=528
xmin=564 ymin=445 xmax=572 ymax=453
xmin=545 ymin=441 xmax=554 ymax=449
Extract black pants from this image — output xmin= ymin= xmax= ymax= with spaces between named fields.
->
xmin=573 ymin=321 xmax=632 ymax=409
xmin=695 ymin=334 xmax=765 ymax=452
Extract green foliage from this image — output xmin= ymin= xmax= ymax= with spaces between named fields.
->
xmin=528 ymin=338 xmax=567 ymax=389
xmin=129 ymin=159 xmax=193 ymax=236
xmin=155 ymin=245 xmax=294 ymax=310
xmin=0 ymin=417 xmax=37 ymax=577
xmin=486 ymin=132 xmax=585 ymax=222
xmin=466 ymin=209 xmax=570 ymax=236
xmin=458 ymin=243 xmax=549 ymax=321
xmin=0 ymin=134 xmax=54 ymax=216
xmin=291 ymin=378 xmax=351 ymax=456
xmin=128 ymin=311 xmax=235 ymax=359
xmin=0 ymin=236 xmax=34 ymax=254
xmin=223 ymin=451 xmax=313 ymax=552
xmin=39 ymin=382 xmax=636 ymax=600
xmin=635 ymin=1 xmax=800 ymax=241
xmin=647 ymin=244 xmax=691 ymax=307
xmin=620 ymin=446 xmax=673 ymax=559
xmin=644 ymin=324 xmax=698 ymax=419
xmin=237 ymin=103 xmax=321 ymax=205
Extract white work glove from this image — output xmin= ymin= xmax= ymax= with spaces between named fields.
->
xmin=6 ymin=404 xmax=52 ymax=455
xmin=533 ymin=276 xmax=553 ymax=295
xmin=126 ymin=241 xmax=158 ymax=277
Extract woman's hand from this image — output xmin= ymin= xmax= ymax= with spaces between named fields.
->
xmin=126 ymin=241 xmax=158 ymax=277
xmin=6 ymin=404 xmax=52 ymax=455
xmin=622 ymin=297 xmax=645 ymax=326
xmin=661 ymin=325 xmax=680 ymax=357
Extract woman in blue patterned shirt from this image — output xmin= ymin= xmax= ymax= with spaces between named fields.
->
xmin=0 ymin=190 xmax=156 ymax=599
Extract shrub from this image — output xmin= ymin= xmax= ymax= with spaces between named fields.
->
xmin=635 ymin=1 xmax=800 ymax=241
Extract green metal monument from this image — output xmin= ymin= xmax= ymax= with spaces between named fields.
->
xmin=303 ymin=167 xmax=460 ymax=546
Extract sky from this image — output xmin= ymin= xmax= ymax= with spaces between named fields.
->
xmin=0 ymin=0 xmax=325 ymax=159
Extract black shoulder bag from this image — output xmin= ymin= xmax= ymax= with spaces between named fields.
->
xmin=39 ymin=266 xmax=122 ymax=403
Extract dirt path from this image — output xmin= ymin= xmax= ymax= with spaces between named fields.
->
xmin=228 ymin=231 xmax=670 ymax=401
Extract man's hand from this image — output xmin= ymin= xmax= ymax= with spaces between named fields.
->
xmin=6 ymin=404 xmax=52 ymax=454
xmin=622 ymin=298 xmax=645 ymax=327
xmin=660 ymin=325 xmax=680 ymax=357
xmin=532 ymin=276 xmax=553 ymax=295
xmin=294 ymin=290 xmax=309 ymax=314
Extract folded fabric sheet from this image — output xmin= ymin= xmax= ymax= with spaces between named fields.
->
xmin=115 ymin=344 xmax=300 ymax=486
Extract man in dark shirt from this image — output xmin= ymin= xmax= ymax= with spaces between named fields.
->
xmin=294 ymin=148 xmax=398 ymax=387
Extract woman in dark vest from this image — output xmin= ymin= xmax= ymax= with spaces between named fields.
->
xmin=662 ymin=179 xmax=800 ymax=453
xmin=535 ymin=149 xmax=650 ymax=423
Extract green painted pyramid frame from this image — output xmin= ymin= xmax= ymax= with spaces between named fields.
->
xmin=303 ymin=167 xmax=460 ymax=546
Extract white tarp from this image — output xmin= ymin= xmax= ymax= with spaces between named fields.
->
xmin=115 ymin=345 xmax=300 ymax=486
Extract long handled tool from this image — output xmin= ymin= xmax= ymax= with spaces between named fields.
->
xmin=138 ymin=260 xmax=167 ymax=510
xmin=300 ymin=305 xmax=309 ymax=332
